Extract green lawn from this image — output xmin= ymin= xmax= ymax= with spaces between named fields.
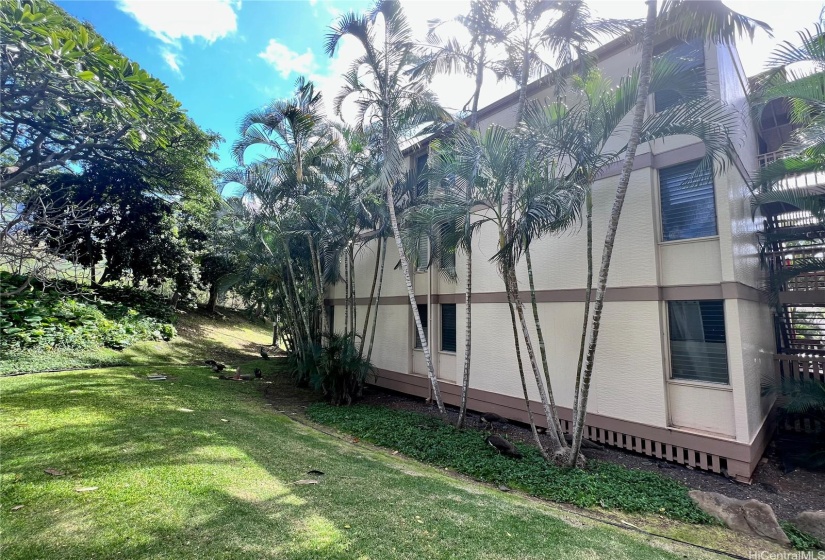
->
xmin=1 ymin=365 xmax=727 ymax=560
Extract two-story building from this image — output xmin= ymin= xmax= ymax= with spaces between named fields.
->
xmin=327 ymin=34 xmax=779 ymax=482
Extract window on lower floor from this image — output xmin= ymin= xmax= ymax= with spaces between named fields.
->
xmin=668 ymin=300 xmax=729 ymax=384
xmin=326 ymin=305 xmax=334 ymax=335
xmin=441 ymin=304 xmax=456 ymax=352
xmin=659 ymin=160 xmax=717 ymax=241
xmin=414 ymin=303 xmax=428 ymax=349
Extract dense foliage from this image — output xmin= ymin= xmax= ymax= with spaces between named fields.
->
xmin=290 ymin=333 xmax=373 ymax=404
xmin=307 ymin=403 xmax=715 ymax=524
xmin=0 ymin=0 xmax=188 ymax=188
xmin=0 ymin=273 xmax=175 ymax=352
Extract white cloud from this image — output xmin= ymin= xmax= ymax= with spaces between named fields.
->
xmin=161 ymin=49 xmax=182 ymax=75
xmin=117 ymin=0 xmax=241 ymax=44
xmin=258 ymin=39 xmax=317 ymax=79
xmin=307 ymin=1 xmax=514 ymax=125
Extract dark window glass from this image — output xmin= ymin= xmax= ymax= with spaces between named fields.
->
xmin=654 ymin=40 xmax=705 ymax=112
xmin=659 ymin=161 xmax=717 ymax=241
xmin=416 ymin=153 xmax=428 ymax=196
xmin=437 ymin=223 xmax=455 ymax=274
xmin=414 ymin=303 xmax=428 ymax=349
xmin=441 ymin=304 xmax=456 ymax=352
xmin=668 ymin=300 xmax=729 ymax=384
xmin=326 ymin=305 xmax=334 ymax=334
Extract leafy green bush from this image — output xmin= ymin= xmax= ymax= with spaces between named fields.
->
xmin=781 ymin=521 xmax=823 ymax=551
xmin=0 ymin=273 xmax=176 ymax=352
xmin=289 ymin=334 xmax=373 ymax=404
xmin=307 ymin=404 xmax=715 ymax=524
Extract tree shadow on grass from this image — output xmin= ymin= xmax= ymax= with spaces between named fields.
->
xmin=1 ymin=367 xmax=704 ymax=560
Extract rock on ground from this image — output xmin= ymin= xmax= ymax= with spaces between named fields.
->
xmin=794 ymin=511 xmax=825 ymax=544
xmin=689 ymin=490 xmax=791 ymax=546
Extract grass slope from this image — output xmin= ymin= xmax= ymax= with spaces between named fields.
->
xmin=1 ymin=366 xmax=723 ymax=560
xmin=0 ymin=307 xmax=272 ymax=375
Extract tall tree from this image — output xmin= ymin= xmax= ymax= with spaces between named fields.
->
xmin=414 ymin=0 xmax=503 ymax=428
xmin=0 ymin=0 xmax=186 ymax=187
xmin=567 ymin=0 xmax=770 ymax=466
xmin=326 ymin=0 xmax=450 ymax=413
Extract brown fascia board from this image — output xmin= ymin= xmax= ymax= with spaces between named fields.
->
xmin=401 ymin=33 xmax=639 ymax=157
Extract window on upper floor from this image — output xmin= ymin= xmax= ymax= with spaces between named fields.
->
xmin=668 ymin=300 xmax=729 ymax=384
xmin=441 ymin=304 xmax=456 ymax=352
xmin=414 ymin=303 xmax=428 ymax=349
xmin=659 ymin=160 xmax=717 ymax=241
xmin=654 ymin=40 xmax=706 ymax=113
xmin=415 ymin=153 xmax=429 ymax=197
xmin=415 ymin=235 xmax=430 ymax=273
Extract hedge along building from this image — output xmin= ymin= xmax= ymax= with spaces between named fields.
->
xmin=325 ymin=34 xmax=776 ymax=482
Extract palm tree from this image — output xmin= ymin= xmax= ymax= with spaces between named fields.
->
xmin=567 ymin=0 xmax=771 ymax=466
xmin=326 ymin=0 xmax=451 ymax=414
xmin=411 ymin=1 xmax=504 ymax=428
xmin=419 ymin=125 xmax=584 ymax=456
xmin=486 ymin=1 xmax=638 ymax=447
xmin=227 ymin=78 xmax=337 ymax=345
xmin=751 ymin=22 xmax=825 ymax=209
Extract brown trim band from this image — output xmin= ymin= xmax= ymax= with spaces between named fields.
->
xmin=779 ymin=291 xmax=825 ymax=305
xmin=594 ymin=142 xmax=748 ymax=182
xmin=325 ymin=282 xmax=767 ymax=307
xmin=370 ymin=368 xmax=772 ymax=480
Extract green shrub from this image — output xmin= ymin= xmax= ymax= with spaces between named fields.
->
xmin=289 ymin=333 xmax=373 ymax=404
xmin=307 ymin=403 xmax=715 ymax=524
xmin=781 ymin=522 xmax=823 ymax=551
xmin=0 ymin=272 xmax=176 ymax=352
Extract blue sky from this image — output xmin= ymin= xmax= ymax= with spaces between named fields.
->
xmin=56 ymin=0 xmax=373 ymax=169
xmin=56 ymin=0 xmax=824 ymax=172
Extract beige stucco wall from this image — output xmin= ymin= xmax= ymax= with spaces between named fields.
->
xmin=326 ymin=38 xmax=775 ymax=448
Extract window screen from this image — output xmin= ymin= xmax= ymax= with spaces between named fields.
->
xmin=654 ymin=40 xmax=705 ymax=112
xmin=441 ymin=304 xmax=456 ymax=352
xmin=414 ymin=303 xmax=428 ymax=349
xmin=668 ymin=300 xmax=729 ymax=384
xmin=659 ymin=161 xmax=717 ymax=241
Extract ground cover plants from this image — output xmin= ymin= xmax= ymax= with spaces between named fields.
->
xmin=0 ymin=273 xmax=176 ymax=351
xmin=306 ymin=403 xmax=715 ymax=524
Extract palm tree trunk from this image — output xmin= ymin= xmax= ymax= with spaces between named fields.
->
xmin=386 ymin=181 xmax=446 ymax=414
xmin=568 ymin=0 xmax=658 ymax=467
xmin=282 ymin=237 xmax=312 ymax=342
xmin=366 ymin=237 xmax=388 ymax=364
xmin=525 ymin=246 xmax=566 ymax=442
xmin=380 ymin=27 xmax=446 ymax=419
xmin=349 ymin=244 xmax=356 ymax=338
xmin=307 ymin=234 xmax=327 ymax=345
xmin=573 ymin=189 xmax=593 ymax=415
xmin=507 ymin=265 xmax=565 ymax=453
xmin=456 ymin=240 xmax=472 ymax=429
xmin=343 ymin=253 xmax=350 ymax=338
xmin=457 ymin=36 xmax=486 ymax=429
xmin=360 ymin=238 xmax=382 ymax=360
xmin=504 ymin=265 xmax=549 ymax=460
